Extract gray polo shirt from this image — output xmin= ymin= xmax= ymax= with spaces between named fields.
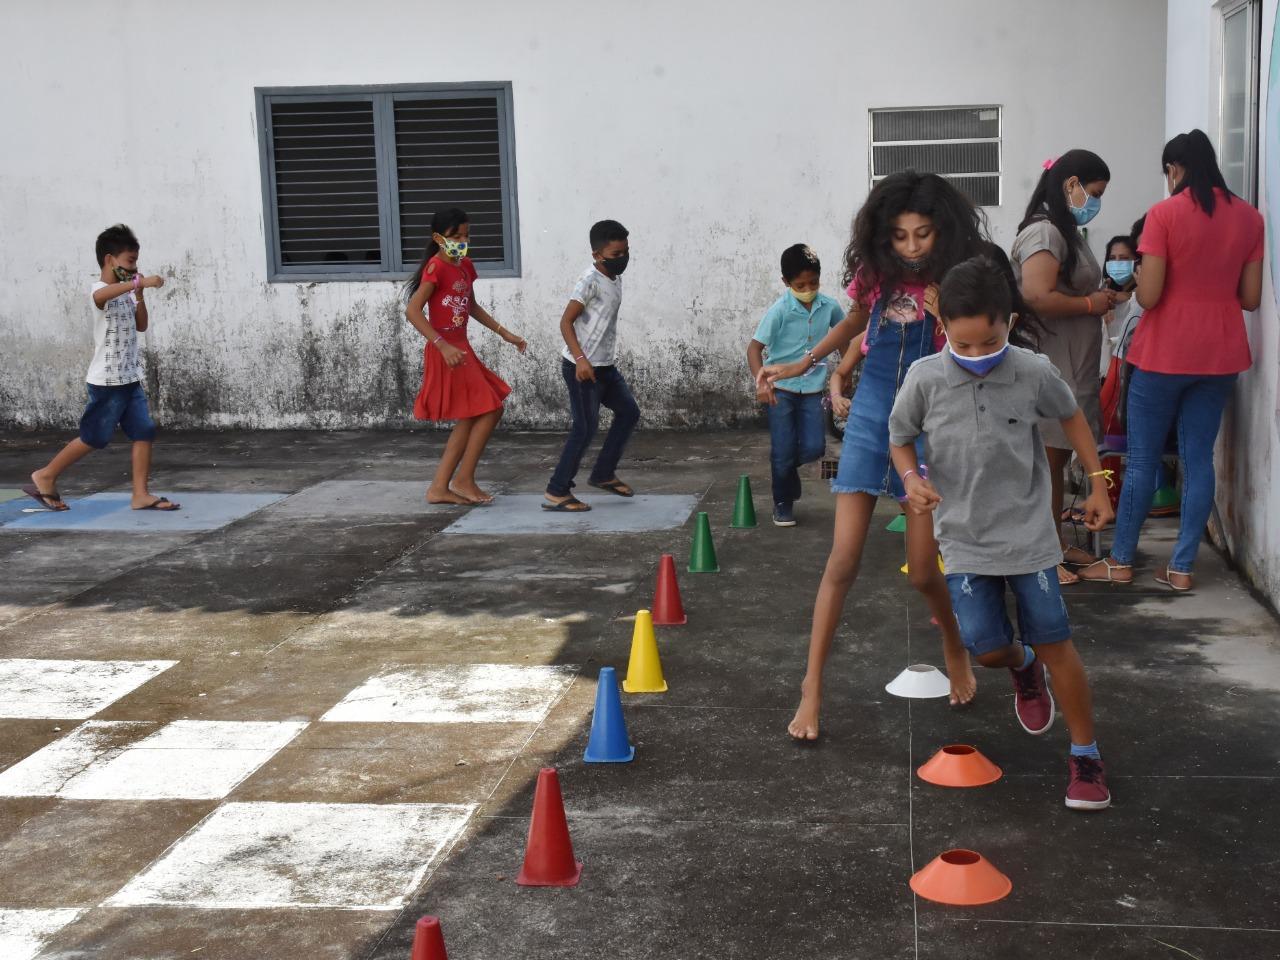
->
xmin=888 ymin=346 xmax=1079 ymax=576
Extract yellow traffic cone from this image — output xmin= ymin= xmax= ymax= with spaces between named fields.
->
xmin=622 ymin=609 xmax=667 ymax=693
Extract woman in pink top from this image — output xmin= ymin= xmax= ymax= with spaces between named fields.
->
xmin=1081 ymin=130 xmax=1264 ymax=590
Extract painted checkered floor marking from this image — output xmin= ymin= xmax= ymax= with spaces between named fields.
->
xmin=0 ymin=720 xmax=308 ymax=800
xmin=107 ymin=801 xmax=476 ymax=910
xmin=0 ymin=658 xmax=176 ymax=719
xmin=321 ymin=663 xmax=577 ymax=724
xmin=0 ymin=489 xmax=24 ymax=504
xmin=0 ymin=491 xmax=286 ymax=532
xmin=441 ymin=493 xmax=700 ymax=535
xmin=0 ymin=908 xmax=85 ymax=960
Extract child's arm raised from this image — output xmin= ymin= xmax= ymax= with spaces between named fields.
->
xmin=761 ymin=303 xmax=869 ymax=384
xmin=405 ymin=279 xmax=467 ymax=368
xmin=559 ymin=300 xmax=594 ymax=382
xmin=469 ymin=300 xmax=527 ymax=353
xmin=1058 ymin=411 xmax=1115 ymax=531
xmin=93 ymin=274 xmax=163 ymax=310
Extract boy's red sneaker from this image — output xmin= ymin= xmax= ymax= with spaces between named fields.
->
xmin=1009 ymin=659 xmax=1055 ymax=735
xmin=1065 ymin=756 xmax=1112 ymax=810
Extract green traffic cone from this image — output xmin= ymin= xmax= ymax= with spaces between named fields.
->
xmin=886 ymin=514 xmax=907 ymax=533
xmin=688 ymin=511 xmax=720 ymax=573
xmin=731 ymin=475 xmax=757 ymax=529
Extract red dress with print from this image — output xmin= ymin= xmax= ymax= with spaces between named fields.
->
xmin=413 ymin=255 xmax=511 ymax=421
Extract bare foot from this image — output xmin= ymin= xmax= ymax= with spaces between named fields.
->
xmin=452 ymin=482 xmax=494 ymax=504
xmin=788 ymin=687 xmax=821 ymax=741
xmin=944 ymin=646 xmax=978 ymax=707
xmin=426 ymin=486 xmax=472 ymax=505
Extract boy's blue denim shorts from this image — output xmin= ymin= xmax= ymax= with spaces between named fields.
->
xmin=944 ymin=568 xmax=1071 ymax=656
xmin=79 ymin=382 xmax=157 ymax=449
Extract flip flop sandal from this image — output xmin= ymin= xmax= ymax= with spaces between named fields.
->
xmin=1155 ymin=567 xmax=1193 ymax=592
xmin=541 ymin=496 xmax=592 ymax=512
xmin=20 ymin=483 xmax=70 ymax=511
xmin=135 ymin=496 xmax=181 ymax=511
xmin=589 ymin=479 xmax=635 ymax=497
xmin=1061 ymin=547 xmax=1097 ymax=567
xmin=1057 ymin=564 xmax=1080 ymax=586
xmin=1078 ymin=557 xmax=1133 ymax=584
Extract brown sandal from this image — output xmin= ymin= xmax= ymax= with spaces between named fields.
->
xmin=1155 ymin=567 xmax=1193 ymax=592
xmin=1078 ymin=557 xmax=1132 ymax=584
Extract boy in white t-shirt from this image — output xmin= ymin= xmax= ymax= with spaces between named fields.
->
xmin=23 ymin=224 xmax=178 ymax=513
xmin=543 ymin=219 xmax=640 ymax=512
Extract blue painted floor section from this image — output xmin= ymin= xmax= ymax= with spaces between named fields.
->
xmin=0 ymin=492 xmax=287 ymax=532
xmin=440 ymin=494 xmax=700 ymax=535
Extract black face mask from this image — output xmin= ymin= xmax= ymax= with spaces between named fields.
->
xmin=893 ymin=252 xmax=930 ymax=273
xmin=601 ymin=253 xmax=629 ymax=277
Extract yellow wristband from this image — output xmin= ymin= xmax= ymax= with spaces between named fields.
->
xmin=1087 ymin=468 xmax=1115 ymax=489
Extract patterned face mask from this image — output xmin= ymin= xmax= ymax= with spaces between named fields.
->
xmin=436 ymin=235 xmax=468 ymax=260
xmin=112 ymin=266 xmax=139 ymax=282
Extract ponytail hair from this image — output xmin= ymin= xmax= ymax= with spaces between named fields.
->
xmin=1162 ymin=129 xmax=1232 ymax=216
xmin=982 ymin=243 xmax=1043 ymax=351
xmin=402 ymin=207 xmax=470 ymax=299
xmin=1018 ymin=149 xmax=1110 ymax=280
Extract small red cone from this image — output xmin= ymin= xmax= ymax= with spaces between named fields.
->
xmin=651 ymin=553 xmax=687 ymax=626
xmin=516 ymin=768 xmax=582 ymax=887
xmin=411 ymin=916 xmax=448 ymax=960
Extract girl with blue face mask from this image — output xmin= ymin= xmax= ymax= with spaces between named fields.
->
xmin=1010 ymin=149 xmax=1118 ymax=587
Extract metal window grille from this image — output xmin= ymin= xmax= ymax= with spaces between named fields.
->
xmin=1219 ymin=0 xmax=1261 ymax=203
xmin=869 ymin=106 xmax=1002 ymax=207
xmin=256 ymin=83 xmax=520 ymax=281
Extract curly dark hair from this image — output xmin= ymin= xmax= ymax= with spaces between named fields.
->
xmin=841 ymin=171 xmax=989 ymax=306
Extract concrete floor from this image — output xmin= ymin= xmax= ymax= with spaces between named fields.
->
xmin=0 ymin=427 xmax=1278 ymax=960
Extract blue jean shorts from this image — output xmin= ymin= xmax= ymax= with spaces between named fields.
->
xmin=945 ymin=568 xmax=1071 ymax=656
xmin=79 ymin=382 xmax=157 ymax=449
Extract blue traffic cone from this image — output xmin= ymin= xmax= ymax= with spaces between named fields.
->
xmin=583 ymin=667 xmax=635 ymax=763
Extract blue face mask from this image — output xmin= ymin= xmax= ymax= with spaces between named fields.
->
xmin=1105 ymin=260 xmax=1135 ymax=285
xmin=1068 ymin=181 xmax=1102 ymax=225
xmin=948 ymin=341 xmax=1010 ymax=377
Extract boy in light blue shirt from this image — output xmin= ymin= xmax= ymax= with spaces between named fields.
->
xmin=747 ymin=244 xmax=845 ymax=526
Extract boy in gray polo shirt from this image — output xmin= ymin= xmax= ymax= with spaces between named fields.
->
xmin=889 ymin=256 xmax=1115 ymax=811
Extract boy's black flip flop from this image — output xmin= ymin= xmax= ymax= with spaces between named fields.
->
xmin=134 ymin=496 xmax=181 ymax=511
xmin=542 ymin=496 xmax=591 ymax=512
xmin=589 ymin=479 xmax=635 ymax=498
xmin=21 ymin=484 xmax=69 ymax=511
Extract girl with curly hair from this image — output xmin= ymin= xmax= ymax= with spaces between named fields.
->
xmin=761 ymin=171 xmax=991 ymax=740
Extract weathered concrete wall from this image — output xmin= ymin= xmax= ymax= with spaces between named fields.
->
xmin=1 ymin=0 xmax=1167 ymax=431
xmin=1165 ymin=0 xmax=1280 ymax=608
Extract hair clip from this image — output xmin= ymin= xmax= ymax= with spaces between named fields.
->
xmin=1042 ymin=156 xmax=1058 ymax=171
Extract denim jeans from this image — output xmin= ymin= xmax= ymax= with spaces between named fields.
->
xmin=766 ymin=389 xmax=826 ymax=505
xmin=78 ymin=381 xmax=157 ymax=449
xmin=547 ymin=361 xmax=641 ymax=496
xmin=1110 ymin=369 xmax=1236 ymax=572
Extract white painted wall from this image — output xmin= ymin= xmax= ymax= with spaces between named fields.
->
xmin=1165 ymin=0 xmax=1280 ymax=606
xmin=1 ymin=0 xmax=1167 ymax=431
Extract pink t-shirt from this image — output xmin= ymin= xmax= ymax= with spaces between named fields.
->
xmin=1128 ymin=188 xmax=1264 ymax=375
xmin=846 ymin=273 xmax=943 ymax=354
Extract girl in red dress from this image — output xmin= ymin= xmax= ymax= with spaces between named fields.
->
xmin=405 ymin=208 xmax=526 ymax=505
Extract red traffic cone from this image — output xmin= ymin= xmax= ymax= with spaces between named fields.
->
xmin=411 ymin=916 xmax=448 ymax=960
xmin=651 ymin=553 xmax=687 ymax=626
xmin=516 ymin=768 xmax=582 ymax=887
